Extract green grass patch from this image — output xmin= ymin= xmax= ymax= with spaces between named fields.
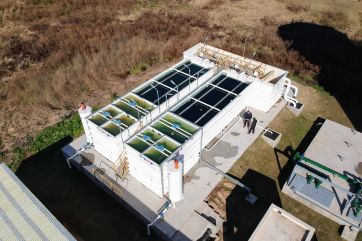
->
xmin=289 ymin=74 xmax=327 ymax=93
xmin=131 ymin=0 xmax=162 ymax=11
xmin=9 ymin=113 xmax=83 ymax=171
xmin=130 ymin=62 xmax=150 ymax=75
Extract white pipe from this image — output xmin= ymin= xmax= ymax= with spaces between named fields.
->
xmin=147 ymin=215 xmax=161 ymax=236
xmin=284 ymin=78 xmax=298 ymax=97
xmin=66 ymin=142 xmax=93 ymax=168
xmin=290 ymin=84 xmax=298 ymax=97
xmin=283 ymin=78 xmax=298 ymax=108
xmin=147 ymin=201 xmax=171 ymax=236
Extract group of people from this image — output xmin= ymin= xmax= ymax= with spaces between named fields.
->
xmin=242 ymin=109 xmax=257 ymax=134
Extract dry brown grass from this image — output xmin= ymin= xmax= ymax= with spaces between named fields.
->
xmin=286 ymin=2 xmax=311 ymax=14
xmin=1 ymin=0 xmax=362 ymax=162
xmin=0 ymin=0 xmax=210 ymax=153
xmin=320 ymin=9 xmax=350 ymax=30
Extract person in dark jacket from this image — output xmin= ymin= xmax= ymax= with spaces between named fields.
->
xmin=248 ymin=117 xmax=257 ymax=134
xmin=242 ymin=109 xmax=253 ymax=128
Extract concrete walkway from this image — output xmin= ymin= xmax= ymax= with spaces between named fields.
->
xmin=62 ymin=99 xmax=286 ymax=241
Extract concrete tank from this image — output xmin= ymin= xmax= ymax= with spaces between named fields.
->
xmin=168 ymin=160 xmax=183 ymax=207
xmin=78 ymin=105 xmax=93 ymax=143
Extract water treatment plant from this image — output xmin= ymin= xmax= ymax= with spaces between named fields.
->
xmin=61 ymin=43 xmax=360 ymax=240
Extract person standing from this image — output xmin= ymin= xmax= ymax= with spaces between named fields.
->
xmin=243 ymin=109 xmax=253 ymax=129
xmin=248 ymin=117 xmax=257 ymax=134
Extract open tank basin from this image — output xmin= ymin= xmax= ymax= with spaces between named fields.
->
xmin=162 ymin=113 xmax=198 ymax=135
xmin=157 ymin=136 xmax=180 ymax=153
xmin=102 ymin=122 xmax=122 ymax=136
xmin=128 ymin=138 xmax=150 ymax=153
xmin=113 ymin=100 xmax=145 ymax=120
xmin=144 ymin=147 xmax=167 ymax=164
xmin=141 ymin=129 xmax=162 ymax=143
xmin=152 ymin=121 xmax=189 ymax=144
xmin=89 ymin=113 xmax=108 ymax=126
xmin=114 ymin=114 xmax=136 ymax=127
xmin=102 ymin=105 xmax=122 ymax=118
xmin=124 ymin=94 xmax=155 ymax=111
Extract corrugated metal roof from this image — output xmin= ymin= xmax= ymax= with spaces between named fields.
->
xmin=0 ymin=163 xmax=76 ymax=241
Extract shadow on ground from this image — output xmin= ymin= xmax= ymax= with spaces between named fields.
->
xmin=278 ymin=22 xmax=362 ymax=131
xmin=16 ymin=137 xmax=157 ymax=241
xmin=275 ymin=117 xmax=326 ymax=189
xmin=223 ymin=169 xmax=281 ymax=241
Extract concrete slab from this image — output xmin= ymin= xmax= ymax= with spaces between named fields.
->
xmin=300 ymin=182 xmax=335 ymax=208
xmin=287 ymin=102 xmax=304 ymax=116
xmin=62 ymin=99 xmax=286 ymax=240
xmin=342 ymin=225 xmax=359 ymax=241
xmin=172 ymin=211 xmax=214 ymax=241
xmin=262 ymin=128 xmax=281 ymax=148
xmin=283 ymin=119 xmax=362 ymax=235
xmin=290 ymin=174 xmax=335 ymax=208
xmin=347 ymin=207 xmax=362 ymax=222
xmin=304 ymin=120 xmax=362 ymax=190
xmin=249 ymin=204 xmax=315 ymax=241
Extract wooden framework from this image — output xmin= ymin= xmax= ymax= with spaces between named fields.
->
xmin=195 ymin=45 xmax=267 ymax=78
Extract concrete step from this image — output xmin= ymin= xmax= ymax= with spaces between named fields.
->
xmin=195 ymin=201 xmax=208 ymax=213
xmin=195 ymin=201 xmax=224 ymax=235
xmin=341 ymin=225 xmax=359 ymax=241
xmin=172 ymin=210 xmax=215 ymax=241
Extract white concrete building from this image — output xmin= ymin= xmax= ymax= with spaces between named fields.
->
xmin=77 ymin=43 xmax=298 ymax=201
xmin=249 ymin=204 xmax=315 ymax=241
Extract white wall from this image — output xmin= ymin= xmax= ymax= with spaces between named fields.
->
xmin=86 ymin=44 xmax=290 ymax=198
xmin=126 ymin=145 xmax=164 ymax=197
xmin=86 ymin=59 xmax=214 ymax=165
xmin=123 ymin=76 xmax=284 ymax=198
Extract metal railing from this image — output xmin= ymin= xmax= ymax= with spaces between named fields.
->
xmin=196 ymin=45 xmax=266 ymax=78
xmin=92 ymin=167 xmax=124 ymax=197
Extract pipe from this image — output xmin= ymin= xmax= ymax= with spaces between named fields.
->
xmin=289 ymin=83 xmax=298 ymax=97
xmin=283 ymin=78 xmax=298 ymax=107
xmin=150 ymin=84 xmax=160 ymax=113
xmin=160 ymin=162 xmax=165 ymax=196
xmin=147 ymin=215 xmax=161 ymax=236
xmin=293 ymin=152 xmax=359 ymax=184
xmin=147 ymin=200 xmax=171 ymax=236
xmin=199 ymin=158 xmax=252 ymax=193
xmin=283 ymin=78 xmax=298 ymax=97
xmin=66 ymin=142 xmax=93 ymax=168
